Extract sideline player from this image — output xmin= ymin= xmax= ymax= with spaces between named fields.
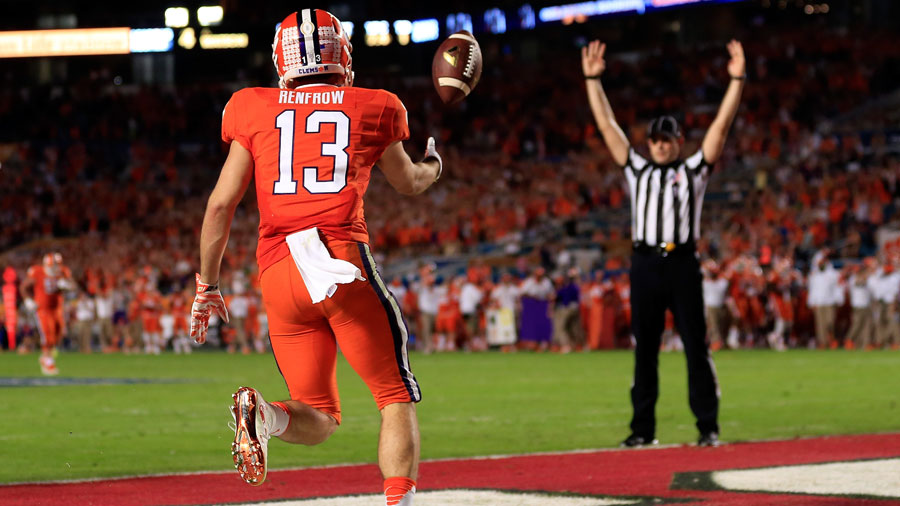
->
xmin=190 ymin=10 xmax=440 ymax=505
xmin=582 ymin=39 xmax=745 ymax=447
xmin=20 ymin=254 xmax=71 ymax=375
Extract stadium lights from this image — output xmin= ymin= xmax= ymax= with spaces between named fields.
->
xmin=177 ymin=27 xmax=196 ymax=49
xmin=0 ymin=28 xmax=131 ymax=58
xmin=519 ymin=4 xmax=536 ymax=28
xmin=342 ymin=21 xmax=354 ymax=39
xmin=538 ymin=0 xmax=646 ymax=22
xmin=164 ymin=7 xmax=189 ymax=28
xmin=197 ymin=6 xmax=224 ymax=27
xmin=484 ymin=8 xmax=507 ymax=34
xmin=411 ymin=19 xmax=439 ymax=43
xmin=364 ymin=20 xmax=391 ymax=47
xmin=393 ymin=20 xmax=412 ymax=46
xmin=446 ymin=13 xmax=473 ymax=34
xmin=198 ymin=29 xmax=248 ymax=49
xmin=649 ymin=0 xmax=703 ymax=6
xmin=129 ymin=28 xmax=174 ymax=53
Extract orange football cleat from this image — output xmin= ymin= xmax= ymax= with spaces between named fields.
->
xmin=844 ymin=341 xmax=855 ymax=350
xmin=230 ymin=387 xmax=271 ymax=486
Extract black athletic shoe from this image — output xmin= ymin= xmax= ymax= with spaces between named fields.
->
xmin=620 ymin=434 xmax=659 ymax=447
xmin=697 ymin=432 xmax=721 ymax=447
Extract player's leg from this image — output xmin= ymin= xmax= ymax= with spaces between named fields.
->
xmin=260 ymin=256 xmax=342 ymax=443
xmin=231 ymin=255 xmax=343 ymax=486
xmin=259 ymin=258 xmax=344 ymax=439
xmin=37 ymin=311 xmax=60 ymax=375
xmin=327 ymin=243 xmax=421 ymax=503
xmin=263 ymin=319 xmax=341 ymax=444
xmin=378 ymin=402 xmax=420 ymax=478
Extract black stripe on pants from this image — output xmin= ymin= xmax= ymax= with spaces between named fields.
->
xmin=628 ymin=251 xmax=720 ymax=438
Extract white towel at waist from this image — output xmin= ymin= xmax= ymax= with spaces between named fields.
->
xmin=285 ymin=228 xmax=365 ymax=304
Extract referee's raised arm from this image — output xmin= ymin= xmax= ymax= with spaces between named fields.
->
xmin=701 ymin=40 xmax=746 ymax=165
xmin=582 ymin=40 xmax=629 ymax=166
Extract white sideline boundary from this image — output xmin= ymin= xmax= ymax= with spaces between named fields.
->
xmin=3 ymin=432 xmax=898 ymax=487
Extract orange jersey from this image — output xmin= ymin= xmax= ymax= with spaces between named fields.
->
xmin=27 ymin=265 xmax=61 ymax=310
xmin=222 ymin=85 xmax=410 ymax=274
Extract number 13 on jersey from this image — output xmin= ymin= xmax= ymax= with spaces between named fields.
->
xmin=273 ymin=110 xmax=350 ymax=195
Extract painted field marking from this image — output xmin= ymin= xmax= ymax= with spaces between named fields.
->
xmin=0 ymin=377 xmax=194 ymax=387
xmin=235 ymin=489 xmax=642 ymax=505
xmin=711 ymin=458 xmax=900 ymax=498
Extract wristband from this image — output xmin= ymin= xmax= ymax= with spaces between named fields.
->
xmin=731 ymin=75 xmax=746 ymax=81
xmin=584 ymin=74 xmax=602 ymax=80
xmin=195 ymin=273 xmax=219 ymax=293
xmin=423 ymin=136 xmax=442 ymax=183
xmin=430 ymin=160 xmax=443 ymax=182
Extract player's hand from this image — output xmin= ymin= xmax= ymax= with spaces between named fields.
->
xmin=190 ymin=273 xmax=229 ymax=344
xmin=423 ymin=137 xmax=443 ymax=182
xmin=581 ymin=40 xmax=607 ymax=78
xmin=726 ymin=39 xmax=745 ymax=79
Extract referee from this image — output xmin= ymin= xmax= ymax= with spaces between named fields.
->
xmin=581 ymin=39 xmax=745 ymax=447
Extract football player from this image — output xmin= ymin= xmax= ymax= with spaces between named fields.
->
xmin=190 ymin=10 xmax=440 ymax=506
xmin=20 ymin=254 xmax=70 ymax=375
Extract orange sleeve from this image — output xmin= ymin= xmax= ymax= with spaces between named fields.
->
xmin=381 ymin=93 xmax=410 ymax=144
xmin=221 ymin=91 xmax=252 ymax=151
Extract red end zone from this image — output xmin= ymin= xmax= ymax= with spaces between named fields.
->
xmin=5 ymin=433 xmax=900 ymax=505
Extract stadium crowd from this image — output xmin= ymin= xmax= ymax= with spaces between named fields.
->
xmin=2 ymin=23 xmax=900 ymax=357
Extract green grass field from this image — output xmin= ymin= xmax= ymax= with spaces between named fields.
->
xmin=1 ymin=349 xmax=898 ymax=484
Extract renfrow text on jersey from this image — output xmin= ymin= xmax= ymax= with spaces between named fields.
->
xmin=278 ymin=90 xmax=345 ymax=105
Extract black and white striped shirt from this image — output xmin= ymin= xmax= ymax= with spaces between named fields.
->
xmin=623 ymin=148 xmax=711 ymax=247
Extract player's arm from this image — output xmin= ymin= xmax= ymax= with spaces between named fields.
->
xmin=377 ymin=138 xmax=442 ymax=195
xmin=19 ymin=272 xmax=34 ymax=301
xmin=581 ymin=40 xmax=629 ymax=167
xmin=57 ymin=267 xmax=75 ymax=291
xmin=199 ymin=141 xmax=254 ymax=286
xmin=702 ymin=39 xmax=746 ymax=165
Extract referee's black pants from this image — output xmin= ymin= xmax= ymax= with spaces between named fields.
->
xmin=629 ymin=250 xmax=720 ymax=438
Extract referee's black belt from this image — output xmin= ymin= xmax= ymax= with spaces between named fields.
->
xmin=632 ymin=241 xmax=696 ymax=257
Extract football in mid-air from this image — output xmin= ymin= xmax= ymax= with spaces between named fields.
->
xmin=432 ymin=30 xmax=483 ymax=105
